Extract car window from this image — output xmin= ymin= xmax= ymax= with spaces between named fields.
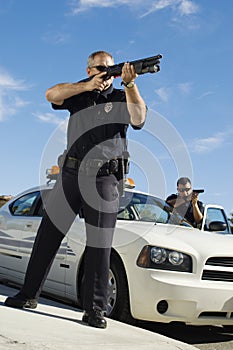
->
xmin=117 ymin=206 xmax=135 ymax=220
xmin=134 ymin=202 xmax=168 ymax=223
xmin=33 ymin=190 xmax=51 ymax=217
xmin=118 ymin=192 xmax=169 ymax=223
xmin=10 ymin=192 xmax=40 ymax=216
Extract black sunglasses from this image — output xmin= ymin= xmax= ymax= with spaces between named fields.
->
xmin=178 ymin=188 xmax=192 ymax=193
xmin=89 ymin=65 xmax=107 ymax=72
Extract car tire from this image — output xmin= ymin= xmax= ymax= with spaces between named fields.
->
xmin=108 ymin=252 xmax=136 ymax=325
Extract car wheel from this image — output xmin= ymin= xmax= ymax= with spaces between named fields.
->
xmin=108 ymin=252 xmax=136 ymax=325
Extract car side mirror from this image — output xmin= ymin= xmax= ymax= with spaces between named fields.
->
xmin=208 ymin=221 xmax=227 ymax=232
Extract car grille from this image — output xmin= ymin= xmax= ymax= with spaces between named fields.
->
xmin=199 ymin=311 xmax=233 ymax=319
xmin=202 ymin=257 xmax=233 ymax=282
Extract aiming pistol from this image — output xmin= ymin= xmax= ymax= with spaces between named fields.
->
xmin=193 ymin=189 xmax=204 ymax=194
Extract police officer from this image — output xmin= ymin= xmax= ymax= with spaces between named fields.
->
xmin=166 ymin=177 xmax=204 ymax=227
xmin=4 ymin=50 xmax=147 ymax=328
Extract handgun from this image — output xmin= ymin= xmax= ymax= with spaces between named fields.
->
xmin=193 ymin=189 xmax=204 ymax=194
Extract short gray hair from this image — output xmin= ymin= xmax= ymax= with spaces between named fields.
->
xmin=87 ymin=51 xmax=113 ymax=67
xmin=177 ymin=177 xmax=192 ymax=187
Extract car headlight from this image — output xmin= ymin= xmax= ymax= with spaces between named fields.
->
xmin=137 ymin=245 xmax=192 ymax=272
xmin=150 ymin=247 xmax=167 ymax=264
xmin=168 ymin=251 xmax=184 ymax=265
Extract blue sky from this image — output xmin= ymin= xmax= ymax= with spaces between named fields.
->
xmin=0 ymin=0 xmax=232 ymax=216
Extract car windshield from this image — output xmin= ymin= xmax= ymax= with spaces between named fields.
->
xmin=35 ymin=188 xmax=191 ymax=227
xmin=118 ymin=191 xmax=192 ymax=227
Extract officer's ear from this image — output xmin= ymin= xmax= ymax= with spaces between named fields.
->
xmin=86 ymin=66 xmax=92 ymax=76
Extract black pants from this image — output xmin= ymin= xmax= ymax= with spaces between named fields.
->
xmin=21 ymin=167 xmax=119 ymax=312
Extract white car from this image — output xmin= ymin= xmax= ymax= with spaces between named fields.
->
xmin=0 ymin=182 xmax=232 ymax=326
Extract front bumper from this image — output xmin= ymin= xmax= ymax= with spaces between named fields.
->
xmin=129 ymin=269 xmax=233 ymax=326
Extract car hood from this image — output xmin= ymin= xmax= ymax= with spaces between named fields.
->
xmin=113 ymin=221 xmax=233 ymax=256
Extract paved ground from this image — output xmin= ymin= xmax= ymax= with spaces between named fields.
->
xmin=0 ymin=284 xmax=198 ymax=350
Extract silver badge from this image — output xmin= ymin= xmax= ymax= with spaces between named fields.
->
xmin=104 ymin=102 xmax=113 ymax=113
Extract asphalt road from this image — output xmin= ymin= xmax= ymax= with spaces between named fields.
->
xmin=137 ymin=321 xmax=233 ymax=350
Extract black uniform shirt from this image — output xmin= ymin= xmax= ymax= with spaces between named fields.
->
xmin=166 ymin=193 xmax=204 ymax=227
xmin=52 ymin=84 xmax=142 ymax=160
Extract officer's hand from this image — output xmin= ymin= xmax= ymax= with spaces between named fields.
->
xmin=121 ymin=62 xmax=137 ymax=84
xmin=86 ymin=72 xmax=109 ymax=91
xmin=191 ymin=192 xmax=198 ymax=206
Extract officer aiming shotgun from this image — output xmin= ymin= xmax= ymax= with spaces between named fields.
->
xmin=94 ymin=54 xmax=162 ymax=80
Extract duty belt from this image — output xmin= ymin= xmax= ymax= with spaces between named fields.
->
xmin=64 ymin=156 xmax=120 ymax=176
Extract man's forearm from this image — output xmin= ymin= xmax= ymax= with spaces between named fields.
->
xmin=46 ymin=82 xmax=89 ymax=105
xmin=124 ymin=84 xmax=147 ymax=126
xmin=193 ymin=204 xmax=203 ymax=224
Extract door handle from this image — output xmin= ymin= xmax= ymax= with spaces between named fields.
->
xmin=25 ymin=223 xmax=33 ymax=229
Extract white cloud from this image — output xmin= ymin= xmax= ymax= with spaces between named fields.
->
xmin=70 ymin=0 xmax=118 ymax=14
xmin=197 ymin=91 xmax=214 ymax=100
xmin=155 ymin=82 xmax=192 ymax=102
xmin=42 ymin=31 xmax=70 ymax=45
xmin=0 ymin=69 xmax=29 ymax=122
xmin=34 ymin=112 xmax=65 ymax=125
xmin=0 ymin=70 xmax=27 ymax=91
xmin=192 ymin=135 xmax=223 ymax=154
xmin=178 ymin=0 xmax=199 ymax=15
xmin=34 ymin=112 xmax=68 ymax=134
xmin=178 ymin=82 xmax=192 ymax=94
xmin=155 ymin=87 xmax=170 ymax=102
xmin=0 ymin=94 xmax=13 ymax=122
xmin=140 ymin=0 xmax=179 ymax=18
xmin=69 ymin=0 xmax=199 ymax=18
xmin=190 ymin=130 xmax=233 ymax=154
xmin=14 ymin=96 xmax=30 ymax=108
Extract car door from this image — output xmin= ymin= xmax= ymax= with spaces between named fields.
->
xmin=0 ymin=191 xmax=41 ymax=283
xmin=201 ymin=204 xmax=231 ymax=234
xmin=18 ymin=189 xmax=67 ymax=296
